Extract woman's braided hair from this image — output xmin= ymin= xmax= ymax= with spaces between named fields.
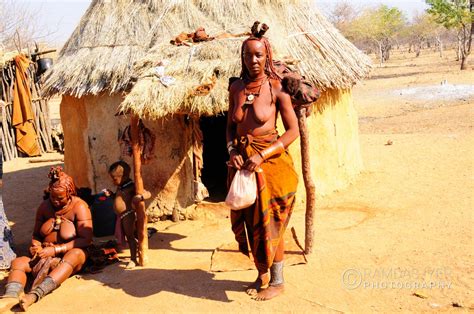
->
xmin=47 ymin=166 xmax=76 ymax=197
xmin=240 ymin=21 xmax=281 ymax=81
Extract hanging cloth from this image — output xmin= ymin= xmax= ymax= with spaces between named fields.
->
xmin=12 ymin=54 xmax=40 ymax=156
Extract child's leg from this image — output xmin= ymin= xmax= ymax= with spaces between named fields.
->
xmin=121 ymin=213 xmax=138 ymax=266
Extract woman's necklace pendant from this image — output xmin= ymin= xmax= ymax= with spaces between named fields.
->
xmin=54 ymin=216 xmax=62 ymax=230
xmin=244 ymin=95 xmax=255 ymax=106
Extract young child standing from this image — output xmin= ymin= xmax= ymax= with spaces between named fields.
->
xmin=108 ymin=161 xmax=150 ymax=268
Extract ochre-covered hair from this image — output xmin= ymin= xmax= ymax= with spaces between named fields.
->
xmin=240 ymin=21 xmax=281 ymax=81
xmin=47 ymin=166 xmax=76 ymax=197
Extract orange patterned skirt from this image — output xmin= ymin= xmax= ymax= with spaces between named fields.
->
xmin=229 ymin=131 xmax=298 ymax=272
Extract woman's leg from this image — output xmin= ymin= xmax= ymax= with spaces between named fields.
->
xmin=254 ymin=239 xmax=285 ymax=301
xmin=19 ymin=249 xmax=86 ymax=311
xmin=0 ymin=256 xmax=32 ymax=311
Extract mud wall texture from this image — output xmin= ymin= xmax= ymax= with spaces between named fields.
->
xmin=61 ymin=88 xmax=361 ymax=215
xmin=281 ymin=88 xmax=363 ymax=206
xmin=60 ymin=95 xmax=194 ymax=217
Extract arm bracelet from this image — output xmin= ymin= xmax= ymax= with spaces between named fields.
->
xmin=228 ymin=146 xmax=236 ymax=154
xmin=259 ymin=140 xmax=285 ymax=160
xmin=54 ymin=245 xmax=67 ymax=255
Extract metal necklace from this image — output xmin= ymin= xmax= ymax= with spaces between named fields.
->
xmin=244 ymin=76 xmax=268 ymax=105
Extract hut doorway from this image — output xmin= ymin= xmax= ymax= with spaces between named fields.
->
xmin=199 ymin=114 xmax=228 ymax=201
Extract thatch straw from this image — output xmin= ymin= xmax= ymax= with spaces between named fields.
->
xmin=45 ymin=0 xmax=371 ymax=118
xmin=43 ymin=0 xmax=160 ymax=97
xmin=119 ymin=0 xmax=371 ymax=119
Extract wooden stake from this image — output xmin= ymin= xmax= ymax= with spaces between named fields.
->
xmin=130 ymin=115 xmax=149 ymax=266
xmin=296 ymin=107 xmax=316 ymax=255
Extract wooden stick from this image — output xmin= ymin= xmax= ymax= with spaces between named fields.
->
xmin=296 ymin=107 xmax=316 ymax=255
xmin=29 ymin=158 xmax=64 ymax=163
xmin=130 ymin=115 xmax=148 ymax=266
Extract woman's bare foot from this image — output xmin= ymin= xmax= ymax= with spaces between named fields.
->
xmin=253 ymin=284 xmax=285 ymax=301
xmin=0 ymin=297 xmax=19 ymax=312
xmin=125 ymin=260 xmax=137 ymax=269
xmin=246 ymin=272 xmax=269 ymax=295
xmin=19 ymin=293 xmax=37 ymax=311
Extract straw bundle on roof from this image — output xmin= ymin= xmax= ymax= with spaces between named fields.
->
xmin=119 ymin=0 xmax=371 ymax=119
xmin=45 ymin=0 xmax=371 ymax=117
xmin=43 ymin=0 xmax=162 ymax=97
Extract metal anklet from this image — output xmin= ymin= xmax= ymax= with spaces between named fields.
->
xmin=269 ymin=261 xmax=284 ymax=286
xmin=3 ymin=281 xmax=24 ymax=298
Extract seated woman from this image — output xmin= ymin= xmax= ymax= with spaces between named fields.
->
xmin=0 ymin=167 xmax=93 ymax=312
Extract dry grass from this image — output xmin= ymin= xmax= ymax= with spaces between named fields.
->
xmin=44 ymin=0 xmax=371 ymax=118
xmin=43 ymin=0 xmax=158 ymax=97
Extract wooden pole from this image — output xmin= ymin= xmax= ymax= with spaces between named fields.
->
xmin=295 ymin=107 xmax=316 ymax=255
xmin=130 ymin=115 xmax=149 ymax=266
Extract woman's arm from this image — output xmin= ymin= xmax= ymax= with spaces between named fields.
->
xmin=227 ymin=81 xmax=244 ymax=169
xmin=30 ymin=202 xmax=47 ymax=256
xmin=275 ymin=81 xmax=299 ymax=147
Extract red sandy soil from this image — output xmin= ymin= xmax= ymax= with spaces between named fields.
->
xmin=1 ymin=49 xmax=473 ymax=312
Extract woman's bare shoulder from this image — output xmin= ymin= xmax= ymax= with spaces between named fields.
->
xmin=71 ymin=196 xmax=90 ymax=212
xmin=229 ymin=78 xmax=244 ymax=93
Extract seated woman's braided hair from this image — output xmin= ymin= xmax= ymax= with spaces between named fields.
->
xmin=43 ymin=166 xmax=76 ymax=200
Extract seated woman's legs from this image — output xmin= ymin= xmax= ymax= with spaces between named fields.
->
xmin=0 ymin=257 xmax=32 ymax=311
xmin=19 ymin=249 xmax=87 ymax=311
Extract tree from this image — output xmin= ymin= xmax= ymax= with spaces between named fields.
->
xmin=329 ymin=1 xmax=359 ymax=34
xmin=426 ymin=0 xmax=473 ymax=69
xmin=347 ymin=5 xmax=407 ymax=65
xmin=0 ymin=0 xmax=54 ymax=51
xmin=408 ymin=13 xmax=444 ymax=57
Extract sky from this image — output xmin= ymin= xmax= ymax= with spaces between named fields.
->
xmin=13 ymin=0 xmax=429 ymax=45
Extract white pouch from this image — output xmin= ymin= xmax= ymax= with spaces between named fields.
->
xmin=225 ymin=169 xmax=257 ymax=210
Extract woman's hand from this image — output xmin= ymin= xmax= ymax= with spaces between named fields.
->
xmin=229 ymin=150 xmax=244 ymax=170
xmin=29 ymin=244 xmax=42 ymax=256
xmin=38 ymin=246 xmax=56 ymax=258
xmin=244 ymin=153 xmax=263 ymax=172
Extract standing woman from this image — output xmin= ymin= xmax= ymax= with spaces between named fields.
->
xmin=0 ymin=145 xmax=16 ymax=270
xmin=226 ymin=22 xmax=299 ymax=301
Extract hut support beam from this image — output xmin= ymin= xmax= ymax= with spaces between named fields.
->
xmin=130 ymin=115 xmax=149 ymax=266
xmin=296 ymin=108 xmax=316 ymax=255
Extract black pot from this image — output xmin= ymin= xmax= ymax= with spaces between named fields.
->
xmin=36 ymin=58 xmax=53 ymax=76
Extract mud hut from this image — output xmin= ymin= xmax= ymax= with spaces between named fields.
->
xmin=45 ymin=0 xmax=371 ymax=218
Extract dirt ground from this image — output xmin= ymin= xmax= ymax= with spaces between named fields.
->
xmin=1 ymin=48 xmax=473 ymax=312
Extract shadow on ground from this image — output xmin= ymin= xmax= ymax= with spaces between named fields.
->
xmin=81 ymin=265 xmax=246 ymax=302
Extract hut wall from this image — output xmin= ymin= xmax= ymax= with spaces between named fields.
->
xmin=282 ymin=88 xmax=363 ymax=205
xmin=60 ymin=95 xmax=93 ymax=189
xmin=61 ymin=94 xmax=194 ymax=216
xmin=144 ymin=116 xmax=195 ymax=218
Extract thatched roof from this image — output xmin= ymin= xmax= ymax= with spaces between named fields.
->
xmin=119 ymin=0 xmax=371 ymax=119
xmin=43 ymin=0 xmax=160 ymax=97
xmin=45 ymin=0 xmax=371 ymax=118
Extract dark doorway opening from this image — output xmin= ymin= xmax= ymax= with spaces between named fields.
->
xmin=200 ymin=113 xmax=228 ymax=201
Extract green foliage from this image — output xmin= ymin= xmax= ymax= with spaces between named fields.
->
xmin=425 ymin=0 xmax=472 ymax=29
xmin=347 ymin=5 xmax=407 ymax=43
xmin=409 ymin=13 xmax=441 ymax=39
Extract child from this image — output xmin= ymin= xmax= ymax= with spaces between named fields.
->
xmin=108 ymin=161 xmax=150 ymax=268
